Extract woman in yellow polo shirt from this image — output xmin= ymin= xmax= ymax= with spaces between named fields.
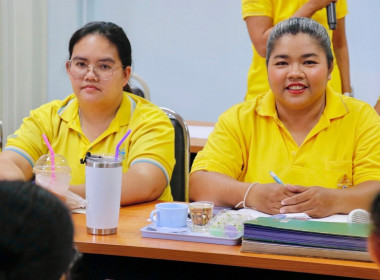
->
xmin=0 ymin=22 xmax=175 ymax=206
xmin=242 ymin=0 xmax=352 ymax=100
xmin=190 ymin=17 xmax=380 ymax=218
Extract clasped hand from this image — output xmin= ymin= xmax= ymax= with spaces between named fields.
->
xmin=247 ymin=183 xmax=337 ymax=218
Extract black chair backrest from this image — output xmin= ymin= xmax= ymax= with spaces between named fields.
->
xmin=161 ymin=107 xmax=190 ymax=202
xmin=129 ymin=84 xmax=188 ymax=201
xmin=130 ymin=87 xmax=145 ymax=99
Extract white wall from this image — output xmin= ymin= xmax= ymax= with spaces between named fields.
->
xmin=4 ymin=1 xmax=377 ymax=147
xmin=47 ymin=1 xmax=86 ymax=105
xmin=1 ymin=0 xmax=47 ymax=142
xmin=44 ymin=0 xmax=380 ymax=123
xmin=345 ymin=0 xmax=380 ymax=106
xmin=47 ymin=0 xmax=251 ymax=122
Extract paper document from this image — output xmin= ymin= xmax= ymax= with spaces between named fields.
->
xmin=187 ymin=125 xmax=214 ymax=139
xmin=237 ymin=208 xmax=348 ymax=223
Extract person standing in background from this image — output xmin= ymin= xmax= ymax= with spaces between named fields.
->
xmin=242 ymin=0 xmax=352 ymax=100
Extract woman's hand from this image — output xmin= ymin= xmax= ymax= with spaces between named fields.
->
xmin=306 ymin=0 xmax=337 ymax=13
xmin=280 ymin=185 xmax=339 ymax=218
xmin=246 ymin=183 xmax=295 ymax=215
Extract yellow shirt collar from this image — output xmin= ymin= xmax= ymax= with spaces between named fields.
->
xmin=58 ymin=93 xmax=133 ymax=130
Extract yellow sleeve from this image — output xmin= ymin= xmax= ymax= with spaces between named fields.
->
xmin=242 ymin=0 xmax=272 ymax=20
xmin=336 ymin=0 xmax=348 ymax=19
xmin=127 ymin=104 xmax=175 ymax=185
xmin=352 ymin=104 xmax=380 ymax=184
xmin=191 ymin=104 xmax=246 ymax=179
xmin=4 ymin=101 xmax=63 ymax=166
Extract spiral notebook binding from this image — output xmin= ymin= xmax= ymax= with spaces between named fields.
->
xmin=347 ymin=209 xmax=370 ymax=224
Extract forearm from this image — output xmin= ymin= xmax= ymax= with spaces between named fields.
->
xmin=333 ymin=18 xmax=351 ymax=94
xmin=189 ymin=170 xmax=251 ymax=208
xmin=244 ymin=17 xmax=272 ymax=57
xmin=0 ymin=162 xmax=27 ymax=181
xmin=69 ymin=184 xmax=85 ymax=198
xmin=120 ymin=162 xmax=167 ymax=206
xmin=293 ymin=0 xmax=331 ymax=18
xmin=69 ymin=163 xmax=167 ymax=206
xmin=246 ymin=1 xmax=333 ymax=58
xmin=336 ymin=181 xmax=380 ymax=213
xmin=0 ymin=151 xmax=33 ymax=181
xmin=374 ymin=99 xmax=380 ymax=115
xmin=335 ymin=46 xmax=351 ymax=93
xmin=70 ymin=181 xmax=163 ymax=206
xmin=120 ymin=177 xmax=165 ymax=206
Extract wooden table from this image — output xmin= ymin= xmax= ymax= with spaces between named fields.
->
xmin=185 ymin=120 xmax=214 ymax=153
xmin=73 ymin=202 xmax=380 ymax=279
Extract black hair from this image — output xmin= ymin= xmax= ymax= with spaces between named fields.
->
xmin=0 ymin=181 xmax=74 ymax=280
xmin=68 ymin=21 xmax=133 ymax=93
xmin=371 ymin=192 xmax=380 ymax=236
xmin=266 ymin=17 xmax=334 ymax=69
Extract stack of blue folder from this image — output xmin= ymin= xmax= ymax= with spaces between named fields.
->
xmin=241 ymin=216 xmax=371 ymax=261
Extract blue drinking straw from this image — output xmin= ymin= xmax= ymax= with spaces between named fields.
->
xmin=115 ymin=129 xmax=131 ymax=160
xmin=269 ymin=171 xmax=286 ymax=186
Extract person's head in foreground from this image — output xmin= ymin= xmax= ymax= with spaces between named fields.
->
xmin=0 ymin=181 xmax=75 ymax=280
xmin=369 ymin=192 xmax=380 ymax=267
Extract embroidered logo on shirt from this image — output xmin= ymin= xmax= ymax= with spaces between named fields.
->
xmin=337 ymin=174 xmax=352 ymax=189
xmin=119 ymin=148 xmax=126 ymax=160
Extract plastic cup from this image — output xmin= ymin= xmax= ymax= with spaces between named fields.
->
xmin=33 ymin=154 xmax=71 ymax=193
xmin=189 ymin=201 xmax=214 ymax=232
xmin=33 ymin=154 xmax=87 ymax=210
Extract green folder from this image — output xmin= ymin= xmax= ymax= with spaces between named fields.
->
xmin=243 ymin=217 xmax=370 ymax=251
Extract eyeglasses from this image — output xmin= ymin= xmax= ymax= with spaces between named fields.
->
xmin=67 ymin=59 xmax=124 ymax=80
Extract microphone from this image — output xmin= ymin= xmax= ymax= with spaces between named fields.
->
xmin=326 ymin=2 xmax=337 ymax=30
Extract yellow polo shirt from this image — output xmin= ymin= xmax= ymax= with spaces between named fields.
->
xmin=242 ymin=0 xmax=348 ymax=100
xmin=5 ymin=92 xmax=175 ymax=201
xmin=191 ymin=88 xmax=380 ymax=189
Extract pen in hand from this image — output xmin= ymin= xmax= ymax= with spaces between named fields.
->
xmin=269 ymin=171 xmax=286 ymax=186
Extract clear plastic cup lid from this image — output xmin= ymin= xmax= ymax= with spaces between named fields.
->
xmin=33 ymin=154 xmax=71 ymax=173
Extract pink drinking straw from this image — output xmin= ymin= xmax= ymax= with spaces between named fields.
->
xmin=115 ymin=129 xmax=131 ymax=160
xmin=42 ymin=134 xmax=55 ymax=180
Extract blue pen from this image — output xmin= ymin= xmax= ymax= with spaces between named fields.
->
xmin=269 ymin=171 xmax=286 ymax=186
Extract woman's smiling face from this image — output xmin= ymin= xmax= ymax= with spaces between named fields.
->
xmin=267 ymin=32 xmax=332 ymax=112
